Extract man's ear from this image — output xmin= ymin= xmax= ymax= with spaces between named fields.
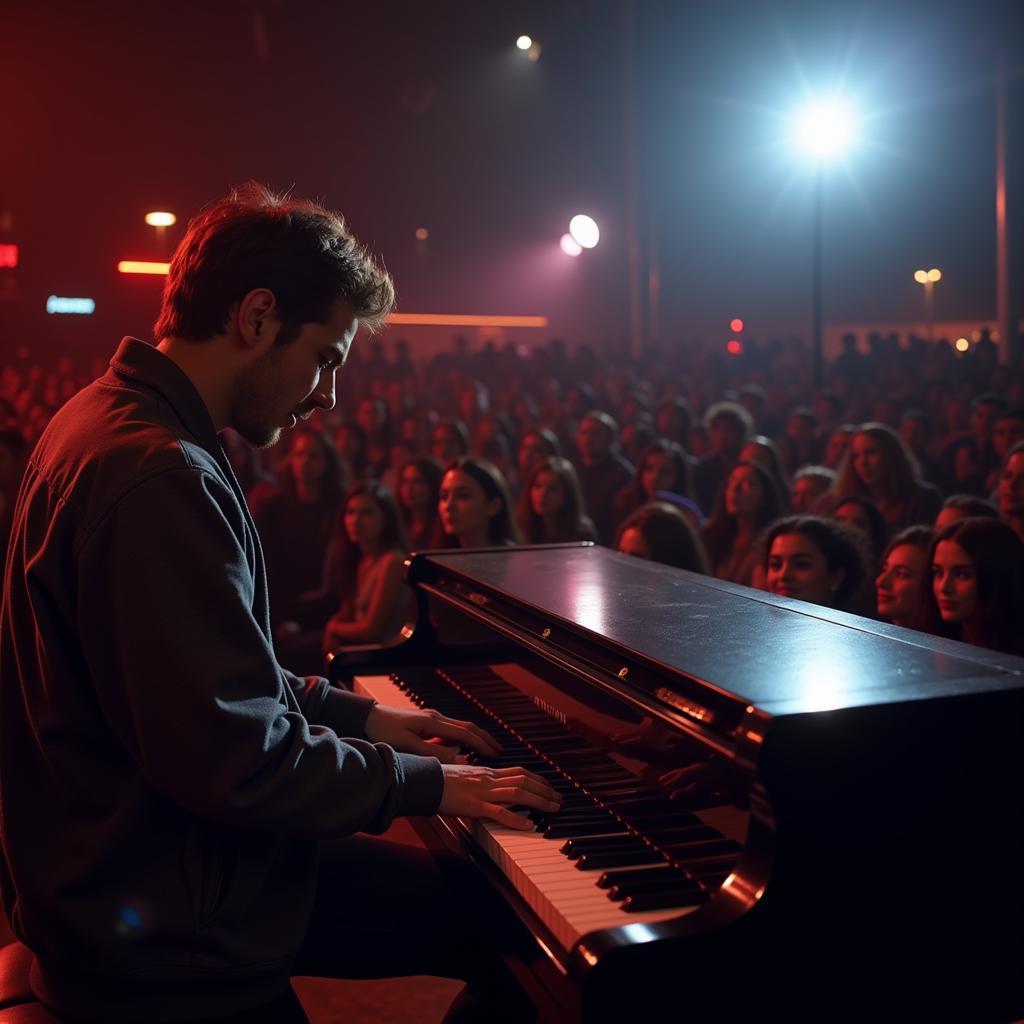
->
xmin=236 ymin=288 xmax=278 ymax=349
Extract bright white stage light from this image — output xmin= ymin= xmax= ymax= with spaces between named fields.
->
xmin=568 ymin=214 xmax=599 ymax=249
xmin=794 ymin=99 xmax=857 ymax=158
xmin=516 ymin=35 xmax=533 ymax=50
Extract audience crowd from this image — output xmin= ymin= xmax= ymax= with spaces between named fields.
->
xmin=3 ymin=328 xmax=1024 ymax=663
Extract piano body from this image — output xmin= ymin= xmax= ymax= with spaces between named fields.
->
xmin=329 ymin=544 xmax=1024 ymax=1022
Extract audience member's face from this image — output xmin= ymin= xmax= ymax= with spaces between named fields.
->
xmin=430 ymin=426 xmax=462 ymax=465
xmin=356 ymin=399 xmax=382 ymax=437
xmin=641 ymin=452 xmax=676 ymax=499
xmin=708 ymin=416 xmax=744 ymax=459
xmin=344 ymin=493 xmax=384 ymax=548
xmin=617 ymin=527 xmax=651 ymax=560
xmin=833 ymin=502 xmax=871 ymax=541
xmin=725 ymin=465 xmax=764 ymax=517
xmin=517 ymin=433 xmax=551 ymax=478
xmin=289 ymin=433 xmax=326 ymax=487
xmin=438 ymin=469 xmax=498 ymax=543
xmin=825 ymin=429 xmax=852 ymax=468
xmin=993 ymin=417 xmax=1024 ymax=460
xmin=876 ymin=544 xmax=926 ymax=625
xmin=739 ymin=441 xmax=771 ymax=471
xmin=766 ymin=533 xmax=840 ymax=605
xmin=999 ymin=452 xmax=1024 ymax=517
xmin=577 ymin=418 xmax=612 ymax=464
xmin=786 ymin=416 xmax=813 ymax=445
xmin=790 ymin=476 xmax=826 ymax=514
xmin=851 ymin=434 xmax=884 ymax=488
xmin=530 ymin=469 xmax=566 ymax=518
xmin=335 ymin=426 xmax=363 ymax=464
xmin=932 ymin=539 xmax=978 ymax=625
xmin=398 ymin=465 xmax=431 ymax=512
xmin=954 ymin=443 xmax=977 ymax=482
xmin=655 ymin=406 xmax=681 ymax=439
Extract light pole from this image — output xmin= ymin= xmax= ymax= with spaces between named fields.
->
xmin=793 ymin=99 xmax=857 ymax=389
xmin=914 ymin=267 xmax=942 ymax=342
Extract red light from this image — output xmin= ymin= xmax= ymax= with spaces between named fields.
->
xmin=727 ymin=339 xmax=743 ymax=355
xmin=729 ymin=317 xmax=744 ymax=333
xmin=117 ymin=260 xmax=170 ymax=275
xmin=0 ymin=244 xmax=18 ymax=268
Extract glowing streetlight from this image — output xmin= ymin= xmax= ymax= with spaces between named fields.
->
xmin=568 ymin=214 xmax=600 ymax=249
xmin=516 ymin=35 xmax=532 ymax=50
xmin=790 ymin=95 xmax=859 ymax=387
xmin=955 ymin=337 xmax=970 ymax=352
xmin=914 ymin=268 xmax=942 ymax=342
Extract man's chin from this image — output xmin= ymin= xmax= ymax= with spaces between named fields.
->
xmin=236 ymin=424 xmax=283 ymax=450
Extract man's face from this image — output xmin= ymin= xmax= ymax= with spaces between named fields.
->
xmin=576 ymin=418 xmax=612 ymax=464
xmin=230 ymin=301 xmax=358 ymax=448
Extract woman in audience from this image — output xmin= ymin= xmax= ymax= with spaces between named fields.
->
xmin=616 ymin=502 xmax=710 ymax=573
xmin=254 ymin=427 xmax=346 ymax=625
xmin=921 ymin=516 xmax=1024 ymax=655
xmin=430 ymin=418 xmax=471 ymax=466
xmin=333 ymin=421 xmax=370 ymax=482
xmin=934 ymin=494 xmax=999 ymax=532
xmin=790 ymin=465 xmax=835 ymax=514
xmin=615 ymin=439 xmax=692 ymax=527
xmin=516 ymin=428 xmax=561 ymax=486
xmin=875 ymin=525 xmax=934 ymax=629
xmin=739 ymin=435 xmax=790 ymax=506
xmin=998 ymin=441 xmax=1024 ymax=543
xmin=397 ymin=456 xmax=444 ymax=550
xmin=439 ymin=457 xmax=520 ymax=548
xmin=702 ymin=461 xmax=784 ymax=586
xmin=321 ymin=481 xmax=411 ymax=651
xmin=830 ymin=423 xmax=942 ymax=537
xmin=518 ymin=457 xmax=596 ymax=544
xmin=832 ymin=496 xmax=887 ymax=572
xmin=762 ymin=515 xmax=869 ymax=613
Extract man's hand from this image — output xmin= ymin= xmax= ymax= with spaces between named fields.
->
xmin=439 ymin=763 xmax=562 ymax=830
xmin=364 ymin=704 xmax=503 ymax=763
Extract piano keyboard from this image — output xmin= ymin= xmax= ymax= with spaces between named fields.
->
xmin=355 ymin=668 xmax=742 ymax=952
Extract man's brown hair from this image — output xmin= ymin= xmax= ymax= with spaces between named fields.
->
xmin=154 ymin=182 xmax=394 ymax=343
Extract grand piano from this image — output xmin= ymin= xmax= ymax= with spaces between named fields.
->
xmin=329 ymin=544 xmax=1024 ymax=1022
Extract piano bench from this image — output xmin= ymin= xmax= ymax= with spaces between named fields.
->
xmin=0 ymin=943 xmax=57 ymax=1021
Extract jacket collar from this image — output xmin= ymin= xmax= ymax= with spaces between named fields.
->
xmin=107 ymin=337 xmax=222 ymax=454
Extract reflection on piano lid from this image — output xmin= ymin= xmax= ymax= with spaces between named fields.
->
xmin=333 ymin=545 xmax=1024 ymax=1022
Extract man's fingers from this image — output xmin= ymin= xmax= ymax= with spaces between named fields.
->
xmin=485 ymin=786 xmax=561 ymax=813
xmin=484 ymin=804 xmax=536 ymax=831
xmin=419 ymin=715 xmax=503 ymax=757
xmin=488 ymin=766 xmax=554 ymax=791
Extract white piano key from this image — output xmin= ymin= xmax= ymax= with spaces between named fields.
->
xmin=355 ymin=675 xmax=703 ymax=951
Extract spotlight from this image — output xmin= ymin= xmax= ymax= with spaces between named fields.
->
xmin=516 ymin=35 xmax=532 ymax=50
xmin=568 ymin=214 xmax=599 ymax=249
xmin=793 ymin=99 xmax=857 ymax=159
xmin=955 ymin=337 xmax=970 ymax=352
xmin=560 ymin=234 xmax=583 ymax=257
xmin=144 ymin=212 xmax=176 ymax=227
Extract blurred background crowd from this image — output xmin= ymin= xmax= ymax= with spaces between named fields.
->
xmin=4 ymin=324 xmax=1023 ymax=668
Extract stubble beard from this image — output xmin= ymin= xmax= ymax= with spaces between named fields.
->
xmin=229 ymin=347 xmax=287 ymax=450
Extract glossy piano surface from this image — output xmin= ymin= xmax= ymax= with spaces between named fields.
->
xmin=334 ymin=545 xmax=1024 ymax=1023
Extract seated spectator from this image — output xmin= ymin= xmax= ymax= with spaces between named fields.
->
xmin=355 ymin=396 xmax=392 ymax=478
xmin=970 ymin=392 xmax=1007 ymax=490
xmin=762 ymin=516 xmax=869 ymax=613
xmin=823 ymin=424 xmax=855 ymax=470
xmin=516 ymin=428 xmax=561 ymax=486
xmin=334 ymin=420 xmax=371 ymax=482
xmin=828 ymin=423 xmax=942 ymax=538
xmin=254 ymin=427 xmax=346 ymax=625
xmin=615 ymin=502 xmax=710 ymax=573
xmin=998 ymin=441 xmax=1024 ymax=543
xmin=397 ymin=455 xmax=444 ymax=550
xmin=739 ymin=435 xmax=790 ymax=506
xmin=922 ymin=517 xmax=1024 ymax=656
xmin=784 ymin=406 xmax=820 ymax=473
xmin=439 ymin=457 xmax=520 ymax=547
xmin=692 ymin=401 xmax=752 ymax=515
xmin=430 ymin=417 xmax=471 ymax=466
xmin=654 ymin=396 xmax=694 ymax=451
xmin=702 ymin=461 xmax=785 ymax=586
xmin=875 ymin=525 xmax=934 ymax=629
xmin=619 ymin=416 xmax=656 ymax=468
xmin=518 ymin=457 xmax=596 ymax=544
xmin=614 ymin=440 xmax=692 ymax=526
xmin=832 ymin=496 xmax=887 ymax=572
xmin=937 ymin=435 xmax=985 ymax=497
xmin=899 ymin=408 xmax=942 ymax=488
xmin=575 ymin=411 xmax=634 ymax=545
xmin=987 ymin=407 xmax=1024 ymax=494
xmin=935 ymin=494 xmax=999 ymax=532
xmin=791 ymin=465 xmax=835 ymax=514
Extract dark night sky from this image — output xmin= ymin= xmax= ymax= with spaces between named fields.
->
xmin=0 ymin=0 xmax=1020 ymax=361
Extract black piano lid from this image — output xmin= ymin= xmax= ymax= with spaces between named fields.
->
xmin=414 ymin=545 xmax=1024 ymax=719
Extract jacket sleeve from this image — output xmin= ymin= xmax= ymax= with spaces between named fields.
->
xmin=76 ymin=466 xmax=443 ymax=838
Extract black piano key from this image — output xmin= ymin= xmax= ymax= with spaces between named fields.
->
xmin=596 ymin=865 xmax=686 ymax=889
xmin=620 ymin=889 xmax=708 ymax=912
xmin=543 ymin=821 xmax=628 ymax=840
xmin=561 ymin=836 xmax=647 ymax=858
xmin=663 ymin=839 xmax=742 ymax=862
xmin=608 ymin=875 xmax=703 ymax=899
xmin=575 ymin=849 xmax=665 ymax=870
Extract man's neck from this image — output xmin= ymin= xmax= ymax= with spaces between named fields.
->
xmin=156 ymin=336 xmax=232 ymax=432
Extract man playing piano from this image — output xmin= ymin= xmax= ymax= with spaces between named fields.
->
xmin=0 ymin=183 xmax=560 ymax=1022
